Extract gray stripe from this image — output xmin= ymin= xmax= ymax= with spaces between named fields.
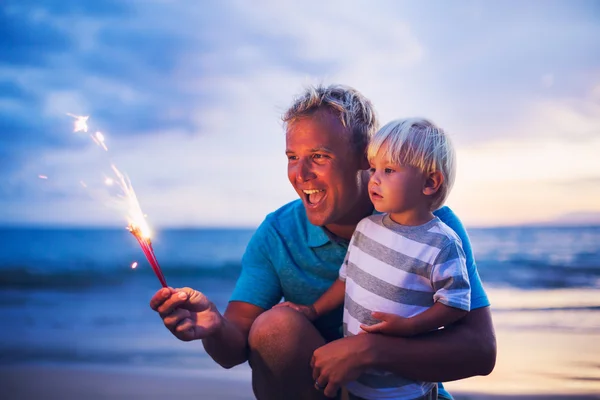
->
xmin=434 ymin=241 xmax=462 ymax=264
xmin=356 ymin=370 xmax=415 ymax=389
xmin=352 ymin=231 xmax=433 ymax=279
xmin=344 ymin=294 xmax=380 ymax=325
xmin=370 ymin=215 xmax=451 ymax=249
xmin=342 ymin=322 xmax=351 ymax=337
xmin=433 ymin=275 xmax=470 ymax=292
xmin=347 ymin=262 xmax=435 ymax=307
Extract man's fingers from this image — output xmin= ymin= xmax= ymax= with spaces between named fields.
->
xmin=175 ymin=317 xmax=194 ymax=332
xmin=163 ymin=308 xmax=191 ymax=330
xmin=272 ymin=302 xmax=291 ymax=308
xmin=323 ymin=382 xmax=339 ymax=398
xmin=149 ymin=287 xmax=176 ymax=310
xmin=157 ymin=291 xmax=189 ymax=317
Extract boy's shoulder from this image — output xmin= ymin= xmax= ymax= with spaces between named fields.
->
xmin=429 ymin=218 xmax=463 ymax=248
xmin=356 ymin=213 xmax=385 ymax=231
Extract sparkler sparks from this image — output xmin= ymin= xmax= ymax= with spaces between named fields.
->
xmin=92 ymin=131 xmax=108 ymax=151
xmin=110 ymin=165 xmax=167 ymax=288
xmin=65 ymin=112 xmax=167 ymax=288
xmin=67 ymin=113 xmax=89 ymax=133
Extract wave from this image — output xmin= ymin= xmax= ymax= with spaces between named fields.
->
xmin=476 ymin=258 xmax=600 ymax=289
xmin=0 ymin=263 xmax=242 ymax=290
xmin=1 ymin=253 xmax=599 ymax=291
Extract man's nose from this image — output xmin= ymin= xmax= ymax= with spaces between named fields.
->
xmin=296 ymin=158 xmax=316 ymax=182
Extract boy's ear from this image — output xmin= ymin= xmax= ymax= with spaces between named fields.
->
xmin=423 ymin=170 xmax=444 ymax=196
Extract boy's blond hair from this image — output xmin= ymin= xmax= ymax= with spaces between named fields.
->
xmin=367 ymin=118 xmax=456 ymax=210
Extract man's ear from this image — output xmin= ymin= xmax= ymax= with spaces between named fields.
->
xmin=423 ymin=171 xmax=444 ymax=196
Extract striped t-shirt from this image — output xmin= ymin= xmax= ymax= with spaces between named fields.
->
xmin=339 ymin=214 xmax=471 ymax=399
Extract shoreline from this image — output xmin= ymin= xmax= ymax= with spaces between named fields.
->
xmin=2 ymin=364 xmax=599 ymax=400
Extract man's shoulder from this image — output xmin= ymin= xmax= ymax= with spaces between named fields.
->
xmin=258 ymin=199 xmax=308 ymax=240
xmin=264 ymin=199 xmax=305 ymax=226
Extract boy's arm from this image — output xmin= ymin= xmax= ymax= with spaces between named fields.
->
xmin=274 ymin=278 xmax=346 ymax=320
xmin=313 ymin=278 xmax=346 ymax=318
xmin=360 ymin=302 xmax=467 ymax=336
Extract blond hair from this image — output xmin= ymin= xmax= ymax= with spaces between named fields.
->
xmin=367 ymin=118 xmax=456 ymax=210
xmin=282 ymin=84 xmax=379 ymax=155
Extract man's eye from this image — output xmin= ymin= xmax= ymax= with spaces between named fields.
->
xmin=312 ymin=154 xmax=327 ymax=160
xmin=287 ymin=155 xmax=297 ymax=161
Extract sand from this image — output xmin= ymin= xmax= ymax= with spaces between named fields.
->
xmin=3 ymin=304 xmax=600 ymax=400
xmin=2 ymin=362 xmax=599 ymax=400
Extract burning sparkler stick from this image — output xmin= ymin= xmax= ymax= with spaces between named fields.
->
xmin=66 ymin=112 xmax=167 ymax=287
xmin=111 ymin=164 xmax=168 ymax=288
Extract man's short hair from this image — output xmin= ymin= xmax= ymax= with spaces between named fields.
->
xmin=367 ymin=118 xmax=457 ymax=210
xmin=282 ymin=84 xmax=379 ymax=155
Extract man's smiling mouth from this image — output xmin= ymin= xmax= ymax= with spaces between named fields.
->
xmin=303 ymin=189 xmax=326 ymax=206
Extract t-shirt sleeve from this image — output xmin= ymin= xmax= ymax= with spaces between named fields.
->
xmin=434 ymin=206 xmax=490 ymax=309
xmin=229 ymin=218 xmax=283 ymax=309
xmin=431 ymin=241 xmax=471 ymax=311
xmin=338 ymin=227 xmax=358 ymax=282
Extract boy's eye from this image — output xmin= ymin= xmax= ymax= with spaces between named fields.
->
xmin=368 ymin=167 xmax=376 ymax=174
xmin=384 ymin=168 xmax=394 ymax=174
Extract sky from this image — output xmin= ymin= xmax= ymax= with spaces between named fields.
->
xmin=1 ymin=0 xmax=599 ymax=228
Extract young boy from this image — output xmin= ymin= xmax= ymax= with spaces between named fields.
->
xmin=277 ymin=118 xmax=470 ymax=400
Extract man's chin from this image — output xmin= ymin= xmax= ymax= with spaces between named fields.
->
xmin=305 ymin=209 xmax=329 ymax=227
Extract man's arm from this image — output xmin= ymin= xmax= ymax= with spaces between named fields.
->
xmin=311 ymin=306 xmax=496 ymax=390
xmin=202 ymin=301 xmax=265 ymax=369
xmin=363 ymin=306 xmax=496 ymax=381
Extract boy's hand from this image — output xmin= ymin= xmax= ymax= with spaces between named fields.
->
xmin=273 ymin=301 xmax=318 ymax=321
xmin=360 ymin=311 xmax=416 ymax=337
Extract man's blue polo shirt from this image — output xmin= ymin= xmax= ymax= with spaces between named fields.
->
xmin=230 ymin=199 xmax=490 ymax=398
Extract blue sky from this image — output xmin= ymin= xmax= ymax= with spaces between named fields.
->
xmin=1 ymin=0 xmax=599 ymax=228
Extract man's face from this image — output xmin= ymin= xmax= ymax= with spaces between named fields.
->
xmin=286 ymin=109 xmax=368 ymax=228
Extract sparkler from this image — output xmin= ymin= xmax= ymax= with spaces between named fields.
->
xmin=66 ymin=112 xmax=167 ymax=288
xmin=110 ymin=164 xmax=168 ymax=288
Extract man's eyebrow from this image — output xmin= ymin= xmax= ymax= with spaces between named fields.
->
xmin=310 ymin=146 xmax=334 ymax=153
xmin=285 ymin=147 xmax=334 ymax=154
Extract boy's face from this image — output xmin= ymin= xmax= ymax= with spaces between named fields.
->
xmin=286 ymin=109 xmax=368 ymax=230
xmin=368 ymin=148 xmax=428 ymax=222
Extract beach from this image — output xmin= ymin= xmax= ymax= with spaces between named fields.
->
xmin=2 ymin=302 xmax=599 ymax=400
xmin=1 ymin=226 xmax=599 ymax=399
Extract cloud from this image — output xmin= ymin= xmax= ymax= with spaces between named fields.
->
xmin=1 ymin=0 xmax=599 ymax=226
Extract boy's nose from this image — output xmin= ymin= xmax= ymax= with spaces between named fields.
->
xmin=369 ymin=171 xmax=380 ymax=185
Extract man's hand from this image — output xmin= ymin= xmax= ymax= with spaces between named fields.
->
xmin=311 ymin=335 xmax=371 ymax=398
xmin=273 ymin=301 xmax=318 ymax=321
xmin=150 ymin=287 xmax=223 ymax=342
xmin=360 ymin=311 xmax=415 ymax=336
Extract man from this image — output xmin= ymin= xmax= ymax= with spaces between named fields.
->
xmin=150 ymin=84 xmax=496 ymax=400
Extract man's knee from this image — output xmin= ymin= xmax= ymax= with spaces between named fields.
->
xmin=248 ymin=307 xmax=325 ymax=357
xmin=249 ymin=307 xmax=315 ymax=353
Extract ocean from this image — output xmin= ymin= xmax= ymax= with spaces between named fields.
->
xmin=1 ymin=225 xmax=599 ymax=382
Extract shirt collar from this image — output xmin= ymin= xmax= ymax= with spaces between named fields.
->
xmin=306 ymin=221 xmax=331 ymax=248
xmin=305 ymin=206 xmax=379 ymax=248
